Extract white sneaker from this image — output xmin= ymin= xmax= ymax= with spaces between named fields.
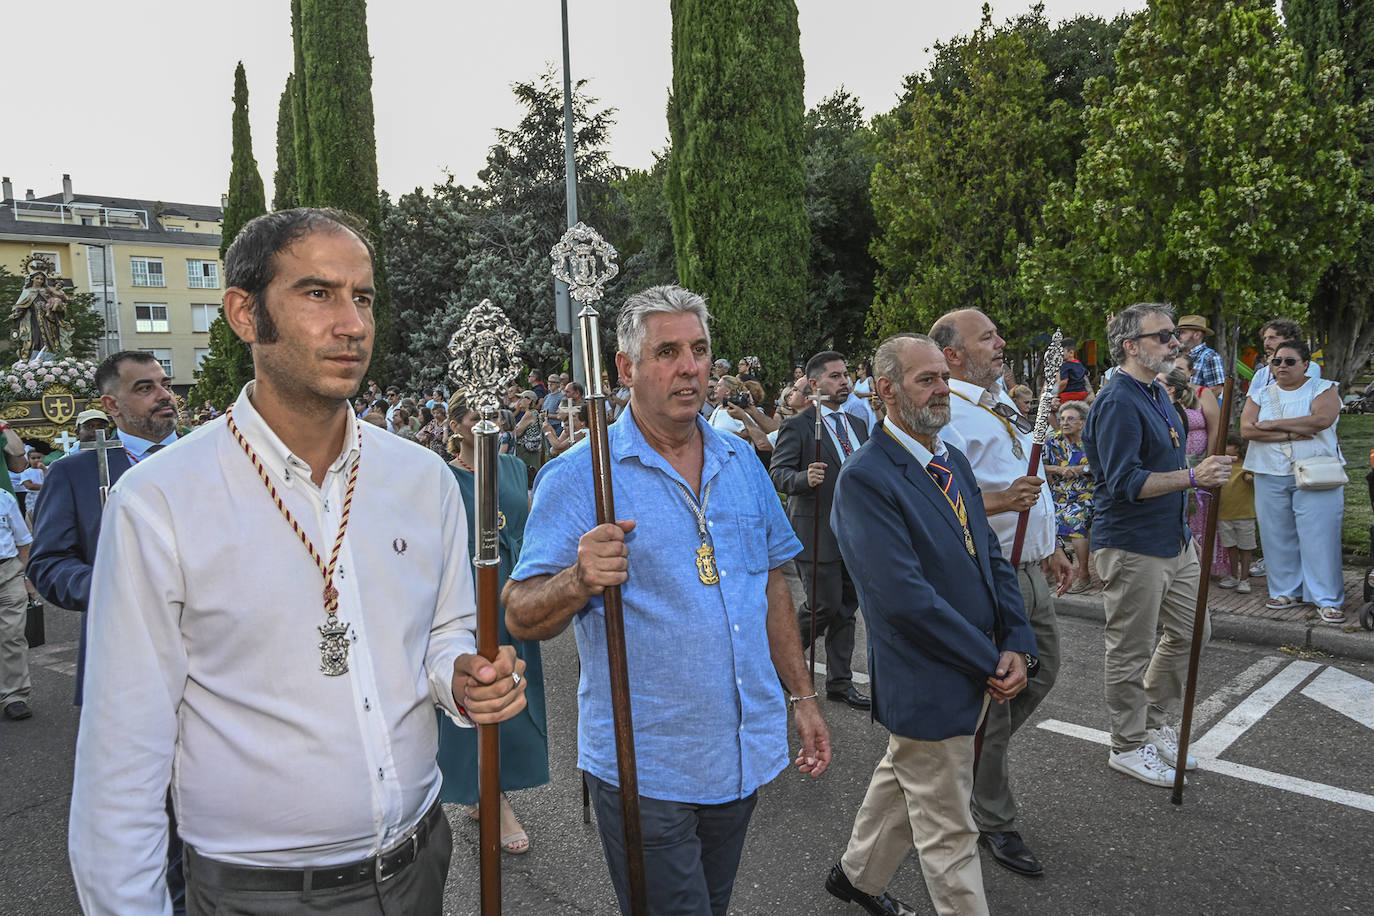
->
xmin=1250 ymin=558 xmax=1266 ymax=576
xmin=1147 ymin=725 xmax=1198 ymax=770
xmin=1109 ymin=744 xmax=1182 ymax=788
xmin=1236 ymin=579 xmax=1251 ymax=594
xmin=1217 ymin=576 xmax=1239 ymax=589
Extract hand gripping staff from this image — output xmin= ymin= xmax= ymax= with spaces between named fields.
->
xmin=447 ymin=300 xmax=524 ymax=915
xmin=551 ymin=223 xmax=648 ymax=916
xmin=1009 ymin=331 xmax=1064 ymax=566
xmin=1172 ymin=324 xmax=1240 ymax=805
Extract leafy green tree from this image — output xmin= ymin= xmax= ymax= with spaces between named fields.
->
xmin=613 ymin=153 xmax=678 ymax=296
xmin=382 ymin=69 xmax=623 ymax=391
xmin=273 ymin=74 xmax=299 ymax=211
xmin=1020 ymin=0 xmax=1367 ymax=366
xmin=194 ymin=61 xmax=264 ymax=408
xmin=296 ymin=0 xmax=392 ymax=379
xmin=289 ymin=0 xmax=314 ymax=207
xmin=868 ymin=11 xmax=1076 ymax=352
xmin=667 ymin=0 xmax=809 ymax=385
xmin=799 ymin=88 xmax=876 ymax=365
xmin=1283 ymin=0 xmax=1374 ymax=386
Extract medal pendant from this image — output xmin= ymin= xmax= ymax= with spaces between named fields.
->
xmin=1170 ymin=428 xmax=1180 ymax=448
xmin=695 ymin=544 xmax=720 ymax=586
xmin=1012 ymin=439 xmax=1025 ymax=461
xmin=964 ymin=530 xmax=977 ymax=558
xmin=318 ymin=614 xmax=351 ymax=676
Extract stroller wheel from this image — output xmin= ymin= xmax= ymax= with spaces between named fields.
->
xmin=1362 ymin=603 xmax=1374 ymax=631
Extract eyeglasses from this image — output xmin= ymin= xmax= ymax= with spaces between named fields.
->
xmin=991 ymin=401 xmax=1035 ymax=434
xmin=1270 ymin=356 xmax=1301 ymax=367
xmin=1130 ymin=329 xmax=1182 ymax=344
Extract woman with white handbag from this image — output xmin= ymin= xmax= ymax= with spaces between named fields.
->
xmin=1240 ymin=339 xmax=1348 ymax=624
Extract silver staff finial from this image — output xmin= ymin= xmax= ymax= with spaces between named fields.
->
xmin=551 ymin=222 xmax=620 ymax=307
xmin=1031 ymin=329 xmax=1066 ymax=445
xmin=447 ymin=299 xmax=524 ymax=416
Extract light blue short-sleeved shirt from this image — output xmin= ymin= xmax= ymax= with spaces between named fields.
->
xmin=512 ymin=407 xmax=801 ymax=804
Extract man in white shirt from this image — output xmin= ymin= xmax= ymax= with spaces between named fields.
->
xmin=0 ymin=485 xmax=33 ymax=720
xmin=68 ymin=207 xmax=528 ymax=916
xmin=931 ymin=309 xmax=1072 ymax=880
xmin=1249 ymin=318 xmax=1321 ymax=391
xmin=769 ymin=351 xmax=870 ymax=710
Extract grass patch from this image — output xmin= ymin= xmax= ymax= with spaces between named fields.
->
xmin=1338 ymin=413 xmax=1372 ymax=562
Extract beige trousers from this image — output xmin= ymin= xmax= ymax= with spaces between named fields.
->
xmin=840 ymin=698 xmax=990 ymax=916
xmin=0 ymin=555 xmax=31 ymax=706
xmin=1095 ymin=545 xmax=1209 ymax=752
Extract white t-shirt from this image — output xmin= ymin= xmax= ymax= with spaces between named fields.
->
xmin=1243 ymin=378 xmax=1343 ymax=477
xmin=709 ymin=405 xmax=746 ymax=436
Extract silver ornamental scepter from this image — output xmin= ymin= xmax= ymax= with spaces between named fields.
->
xmin=1010 ymin=329 xmax=1064 ymax=565
xmin=550 ymin=223 xmax=649 ymax=916
xmin=446 ymin=299 xmax=522 ymax=916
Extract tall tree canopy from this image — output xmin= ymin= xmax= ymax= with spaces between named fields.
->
xmin=667 ymin=0 xmax=809 ymax=383
xmin=272 ymin=73 xmax=299 ymax=211
xmin=296 ymin=0 xmax=392 ymax=379
xmin=1020 ymin=0 xmax=1367 ymax=360
xmin=194 ymin=62 xmax=264 ymax=408
xmin=1283 ymin=0 xmax=1374 ymax=386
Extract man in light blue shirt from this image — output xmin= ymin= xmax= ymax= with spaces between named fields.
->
xmin=506 ymin=285 xmax=831 ymax=916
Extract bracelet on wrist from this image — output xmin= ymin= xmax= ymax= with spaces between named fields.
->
xmin=1188 ymin=467 xmax=1196 ymax=489
xmin=788 ymin=692 xmax=818 ymax=708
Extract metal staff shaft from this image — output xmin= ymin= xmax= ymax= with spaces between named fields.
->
xmin=578 ymin=304 xmax=648 ymax=915
xmin=473 ymin=413 xmax=503 ymax=914
xmin=1172 ymin=326 xmax=1240 ymax=805
xmin=807 ymin=397 xmax=824 ymax=681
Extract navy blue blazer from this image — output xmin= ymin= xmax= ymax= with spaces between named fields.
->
xmin=832 ymin=427 xmax=1037 ymax=741
xmin=30 ymin=447 xmax=133 ymax=705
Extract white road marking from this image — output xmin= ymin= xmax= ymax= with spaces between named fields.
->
xmin=809 ymin=662 xmax=870 ymax=686
xmin=1190 ymin=660 xmax=1319 ymax=758
xmin=1300 ymin=667 xmax=1374 ymax=731
xmin=1191 ymin=655 xmax=1286 ymax=733
xmin=27 ymin=639 xmax=78 ymax=677
xmin=1037 ymin=718 xmax=1374 ymax=812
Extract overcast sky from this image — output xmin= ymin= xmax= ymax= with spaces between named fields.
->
xmin=9 ymin=1 xmax=1142 ymax=207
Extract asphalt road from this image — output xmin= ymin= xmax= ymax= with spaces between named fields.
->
xmin=3 ymin=593 xmax=1372 ymax=915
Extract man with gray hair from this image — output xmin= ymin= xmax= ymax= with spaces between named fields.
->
xmin=1084 ymin=303 xmax=1233 ymax=788
xmin=506 ymin=284 xmax=831 ymax=915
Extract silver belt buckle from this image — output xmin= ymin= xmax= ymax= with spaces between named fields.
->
xmin=376 ymin=824 xmax=421 ymax=883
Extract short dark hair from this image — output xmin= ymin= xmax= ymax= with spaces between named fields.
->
xmin=806 ymin=350 xmax=845 ymax=381
xmin=95 ymin=350 xmax=160 ymax=396
xmin=223 ymin=207 xmax=375 ymax=345
xmin=1261 ymin=318 xmax=1303 ymax=342
xmin=1273 ymin=338 xmax=1311 ymax=363
xmin=1226 ymin=430 xmax=1248 ymax=455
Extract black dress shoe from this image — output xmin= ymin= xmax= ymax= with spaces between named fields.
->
xmin=979 ymin=830 xmax=1043 ymax=877
xmin=825 ymin=863 xmax=917 ymax=915
xmin=4 ymin=700 xmax=33 ymax=720
xmin=826 ymin=686 xmax=871 ymax=710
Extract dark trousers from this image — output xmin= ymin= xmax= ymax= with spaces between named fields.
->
xmin=793 ymin=557 xmax=859 ymax=692
xmin=183 ymin=812 xmax=452 ymax=916
xmin=585 ymin=773 xmax=758 ymax=916
xmin=167 ymin=794 xmax=186 ymax=916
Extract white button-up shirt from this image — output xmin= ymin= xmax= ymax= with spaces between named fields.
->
xmin=0 ymin=487 xmax=31 ymax=558
xmin=69 ymin=384 xmax=476 ymax=915
xmin=941 ymin=378 xmax=1056 ymax=563
xmin=819 ymin=404 xmax=860 ymax=463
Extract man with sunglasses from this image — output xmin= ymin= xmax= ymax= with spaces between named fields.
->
xmin=931 ymin=309 xmax=1069 ymax=880
xmin=1083 ymin=303 xmax=1234 ymax=789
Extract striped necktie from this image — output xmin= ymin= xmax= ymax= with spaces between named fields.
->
xmin=828 ymin=413 xmax=853 ymax=457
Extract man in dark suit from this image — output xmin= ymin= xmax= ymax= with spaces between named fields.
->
xmin=769 ymin=349 xmax=870 ymax=709
xmin=29 ymin=349 xmax=183 ymax=914
xmin=823 ymin=333 xmax=1037 ymax=916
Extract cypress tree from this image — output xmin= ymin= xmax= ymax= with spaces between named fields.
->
xmin=289 ymin=0 xmax=314 ymax=206
xmin=297 ymin=0 xmax=391 ymax=379
xmin=194 ymin=61 xmax=263 ymax=408
xmin=666 ymin=0 xmax=809 ymax=383
xmin=272 ymin=74 xmax=299 ymax=211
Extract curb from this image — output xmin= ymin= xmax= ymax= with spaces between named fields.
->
xmin=1054 ymin=593 xmax=1374 ymax=664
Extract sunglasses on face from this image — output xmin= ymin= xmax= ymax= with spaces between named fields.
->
xmin=991 ymin=401 xmax=1035 ymax=434
xmin=1130 ymin=329 xmax=1182 ymax=344
xmin=1270 ymin=356 xmax=1301 ymax=367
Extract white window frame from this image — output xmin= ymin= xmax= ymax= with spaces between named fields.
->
xmin=147 ymin=349 xmax=173 ymax=378
xmin=190 ymin=303 xmax=217 ymax=333
xmin=134 ymin=302 xmax=170 ymax=333
xmin=130 ymin=257 xmax=165 ymax=287
xmin=187 ymin=259 xmax=219 ymax=289
xmin=194 ymin=348 xmax=210 ymax=373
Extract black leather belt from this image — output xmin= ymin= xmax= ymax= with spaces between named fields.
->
xmin=187 ymin=801 xmax=443 ymax=892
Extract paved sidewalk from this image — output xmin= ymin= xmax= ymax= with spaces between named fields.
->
xmin=1056 ymin=565 xmax=1374 ymax=662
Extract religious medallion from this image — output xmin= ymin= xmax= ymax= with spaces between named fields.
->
xmin=695 ymin=544 xmax=720 ymax=586
xmin=318 ymin=613 xmax=351 ymax=676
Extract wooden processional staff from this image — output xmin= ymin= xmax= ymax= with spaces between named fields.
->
xmin=447 ymin=300 xmax=524 ymax=916
xmin=551 ymin=223 xmax=648 ymax=916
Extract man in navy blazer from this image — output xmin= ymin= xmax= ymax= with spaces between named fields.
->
xmin=824 ymin=333 xmax=1037 ymax=916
